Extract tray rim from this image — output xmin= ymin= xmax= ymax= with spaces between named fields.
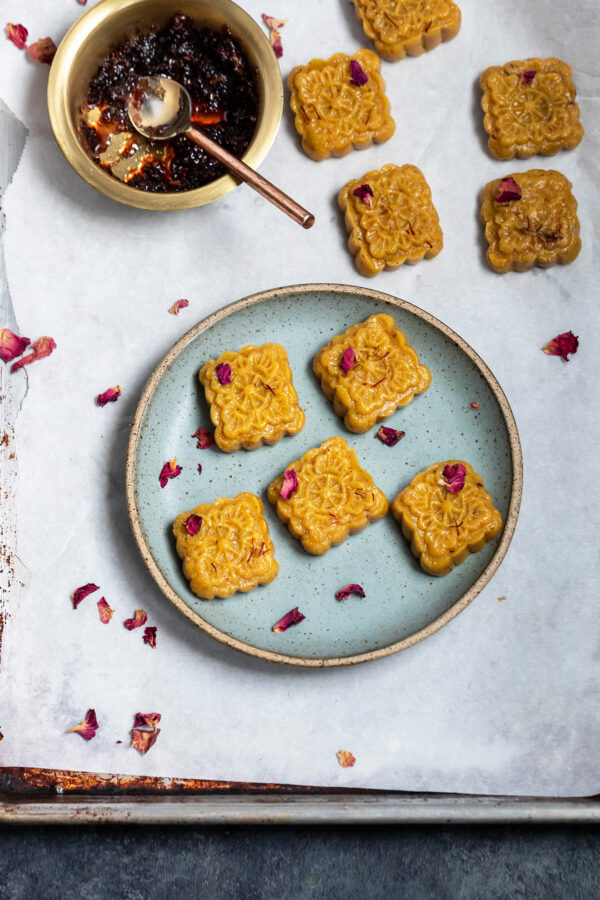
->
xmin=125 ymin=282 xmax=523 ymax=667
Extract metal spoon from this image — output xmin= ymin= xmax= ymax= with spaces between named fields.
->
xmin=128 ymin=76 xmax=315 ymax=228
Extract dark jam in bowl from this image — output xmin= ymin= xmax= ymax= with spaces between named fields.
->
xmin=81 ymin=13 xmax=259 ymax=192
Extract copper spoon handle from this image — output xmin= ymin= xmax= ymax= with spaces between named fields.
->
xmin=185 ymin=126 xmax=315 ymax=229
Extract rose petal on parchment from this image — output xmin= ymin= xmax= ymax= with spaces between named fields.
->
xmin=11 ymin=336 xmax=56 ymax=372
xmin=67 ymin=709 xmax=98 ymax=741
xmin=6 ymin=23 xmax=28 ymax=49
xmin=131 ymin=727 xmax=161 ymax=754
xmin=337 ymin=750 xmax=356 ymax=768
xmin=168 ymin=299 xmax=189 ymax=315
xmin=96 ymin=385 xmax=121 ymax=406
xmin=72 ymin=583 xmax=100 ymax=609
xmin=0 ymin=328 xmax=30 ymax=362
xmin=97 ymin=597 xmax=114 ymax=624
xmin=133 ymin=712 xmax=162 ymax=729
xmin=143 ymin=625 xmax=157 ymax=648
xmin=27 ymin=37 xmax=57 ymax=64
xmin=542 ymin=331 xmax=579 ymax=362
xmin=124 ymin=609 xmax=148 ymax=630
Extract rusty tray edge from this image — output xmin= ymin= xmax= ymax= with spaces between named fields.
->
xmin=1 ymin=769 xmax=600 ymax=824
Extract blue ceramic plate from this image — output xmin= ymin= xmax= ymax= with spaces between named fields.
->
xmin=126 ymin=284 xmax=522 ymax=666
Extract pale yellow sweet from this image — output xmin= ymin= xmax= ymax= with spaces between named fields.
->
xmin=288 ymin=49 xmax=395 ymax=161
xmin=480 ymin=169 xmax=581 ymax=273
xmin=349 ymin=0 xmax=461 ymax=62
xmin=199 ymin=343 xmax=305 ymax=452
xmin=339 ymin=163 xmax=443 ymax=276
xmin=480 ymin=58 xmax=583 ymax=160
xmin=391 ymin=461 xmax=503 ymax=576
xmin=267 ymin=436 xmax=389 ymax=555
xmin=313 ymin=313 xmax=431 ymax=433
xmin=173 ymin=493 xmax=279 ymax=600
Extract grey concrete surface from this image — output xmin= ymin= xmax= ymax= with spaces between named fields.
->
xmin=0 ymin=825 xmax=599 ymax=899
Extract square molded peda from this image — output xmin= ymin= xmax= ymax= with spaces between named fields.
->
xmin=199 ymin=343 xmax=305 ymax=452
xmin=480 ymin=58 xmax=584 ymax=160
xmin=339 ymin=163 xmax=443 ymax=276
xmin=480 ymin=169 xmax=581 ymax=273
xmin=349 ymin=0 xmax=461 ymax=62
xmin=288 ymin=49 xmax=395 ymax=161
xmin=267 ymin=436 xmax=389 ymax=555
xmin=173 ymin=493 xmax=279 ymax=600
xmin=391 ymin=461 xmax=503 ymax=576
xmin=313 ymin=313 xmax=431 ymax=432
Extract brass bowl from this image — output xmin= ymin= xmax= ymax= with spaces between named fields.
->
xmin=47 ymin=0 xmax=283 ymax=210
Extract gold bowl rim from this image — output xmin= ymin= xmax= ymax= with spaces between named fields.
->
xmin=125 ymin=283 xmax=524 ymax=668
xmin=47 ymin=0 xmax=284 ymax=210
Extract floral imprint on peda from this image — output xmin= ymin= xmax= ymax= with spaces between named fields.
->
xmin=339 ymin=163 xmax=443 ymax=276
xmin=313 ymin=313 xmax=431 ymax=433
xmin=199 ymin=343 xmax=305 ymax=452
xmin=480 ymin=58 xmax=583 ymax=160
xmin=288 ymin=49 xmax=395 ymax=161
xmin=480 ymin=169 xmax=581 ymax=273
xmin=267 ymin=436 xmax=389 ymax=555
xmin=391 ymin=460 xmax=502 ymax=575
xmin=349 ymin=0 xmax=461 ymax=62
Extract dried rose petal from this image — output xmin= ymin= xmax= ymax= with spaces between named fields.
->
xmin=340 ymin=346 xmax=357 ymax=374
xmin=542 ymin=331 xmax=579 ymax=362
xmin=495 ymin=176 xmax=522 ymax=203
xmin=97 ymin=597 xmax=114 ymax=624
xmin=376 ymin=426 xmax=405 ymax=446
xmin=197 ymin=463 xmax=203 ymax=474
xmin=262 ymin=14 xmax=286 ymax=58
xmin=184 ymin=514 xmax=202 ymax=536
xmin=273 ymin=607 xmax=305 ymax=632
xmin=192 ymin=427 xmax=214 ymax=449
xmin=350 ymin=60 xmax=368 ymax=86
xmin=27 ymin=37 xmax=57 ymax=64
xmin=67 ymin=709 xmax=98 ymax=741
xmin=168 ymin=299 xmax=189 ymax=315
xmin=280 ymin=469 xmax=298 ymax=500
xmin=216 ymin=362 xmax=232 ymax=385
xmin=124 ymin=609 xmax=147 ymax=630
xmin=6 ymin=23 xmax=28 ymax=49
xmin=353 ymin=184 xmax=373 ymax=206
xmin=522 ymin=70 xmax=536 ymax=85
xmin=0 ymin=328 xmax=30 ymax=363
xmin=133 ymin=712 xmax=162 ymax=729
xmin=96 ymin=385 xmax=121 ymax=406
xmin=11 ymin=336 xmax=56 ymax=372
xmin=72 ymin=582 xmax=100 ymax=609
xmin=143 ymin=625 xmax=157 ymax=648
xmin=335 ymin=584 xmax=366 ymax=601
xmin=77 ymin=0 xmax=87 ymax=4
xmin=439 ymin=463 xmax=466 ymax=494
xmin=159 ymin=458 xmax=182 ymax=487
xmin=470 ymin=402 xmax=481 ymax=410
xmin=131 ymin=727 xmax=161 ymax=754
xmin=337 ymin=750 xmax=356 ymax=768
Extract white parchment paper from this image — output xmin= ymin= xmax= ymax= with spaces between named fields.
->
xmin=1 ymin=0 xmax=599 ymax=794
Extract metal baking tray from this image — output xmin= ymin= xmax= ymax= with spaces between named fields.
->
xmin=1 ymin=768 xmax=599 ymax=824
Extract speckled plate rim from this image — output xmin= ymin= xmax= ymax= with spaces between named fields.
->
xmin=125 ymin=283 xmax=523 ymax=667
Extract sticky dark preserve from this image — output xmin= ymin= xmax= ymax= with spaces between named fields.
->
xmin=81 ymin=13 xmax=259 ymax=192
